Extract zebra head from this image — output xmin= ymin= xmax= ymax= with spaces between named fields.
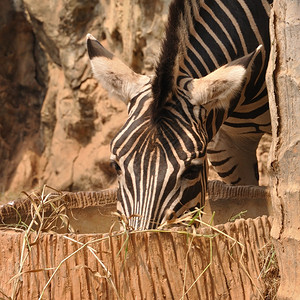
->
xmin=87 ymin=32 xmax=257 ymax=229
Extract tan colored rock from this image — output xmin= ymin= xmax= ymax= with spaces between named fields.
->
xmin=0 ymin=0 xmax=46 ymax=193
xmin=257 ymin=133 xmax=272 ymax=186
xmin=267 ymin=1 xmax=300 ymax=298
xmin=8 ymin=150 xmax=39 ymax=191
xmin=21 ymin=0 xmax=172 ymax=193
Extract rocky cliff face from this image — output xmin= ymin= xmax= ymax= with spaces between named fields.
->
xmin=1 ymin=0 xmax=270 ymax=196
xmin=0 ymin=0 xmax=46 ymax=194
xmin=1 ymin=0 xmax=172 ymax=194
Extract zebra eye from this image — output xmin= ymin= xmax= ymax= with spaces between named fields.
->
xmin=111 ymin=161 xmax=122 ymax=175
xmin=182 ymin=164 xmax=203 ymax=180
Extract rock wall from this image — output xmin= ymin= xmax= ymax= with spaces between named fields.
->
xmin=267 ymin=1 xmax=300 ymax=298
xmin=1 ymin=0 xmax=171 ymax=194
xmin=0 ymin=0 xmax=47 ymax=194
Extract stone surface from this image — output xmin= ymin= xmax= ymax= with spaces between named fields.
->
xmin=0 ymin=0 xmax=46 ymax=193
xmin=266 ymin=1 xmax=300 ymax=298
xmin=1 ymin=0 xmax=171 ymax=195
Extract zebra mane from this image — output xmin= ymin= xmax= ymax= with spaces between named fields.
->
xmin=151 ymin=0 xmax=186 ymax=124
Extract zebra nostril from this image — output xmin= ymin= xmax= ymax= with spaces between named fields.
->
xmin=165 ymin=209 xmax=177 ymax=222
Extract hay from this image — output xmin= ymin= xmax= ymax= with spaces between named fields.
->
xmin=258 ymin=242 xmax=280 ymax=299
xmin=8 ymin=185 xmax=74 ymax=299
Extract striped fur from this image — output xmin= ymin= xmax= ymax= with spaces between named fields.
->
xmin=87 ymin=0 xmax=272 ymax=229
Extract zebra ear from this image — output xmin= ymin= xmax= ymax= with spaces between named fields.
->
xmin=87 ymin=34 xmax=149 ymax=104
xmin=189 ymin=65 xmax=246 ymax=109
xmin=190 ymin=46 xmax=262 ymax=109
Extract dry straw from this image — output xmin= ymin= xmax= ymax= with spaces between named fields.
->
xmin=8 ymin=185 xmax=72 ymax=299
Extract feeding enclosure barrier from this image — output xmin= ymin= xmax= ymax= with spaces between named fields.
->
xmin=0 ymin=183 xmax=278 ymax=299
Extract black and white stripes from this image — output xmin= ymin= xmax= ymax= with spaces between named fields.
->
xmin=87 ymin=0 xmax=272 ymax=229
xmin=111 ymin=89 xmax=209 ymax=229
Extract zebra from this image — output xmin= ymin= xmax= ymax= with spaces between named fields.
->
xmin=87 ymin=0 xmax=272 ymax=229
